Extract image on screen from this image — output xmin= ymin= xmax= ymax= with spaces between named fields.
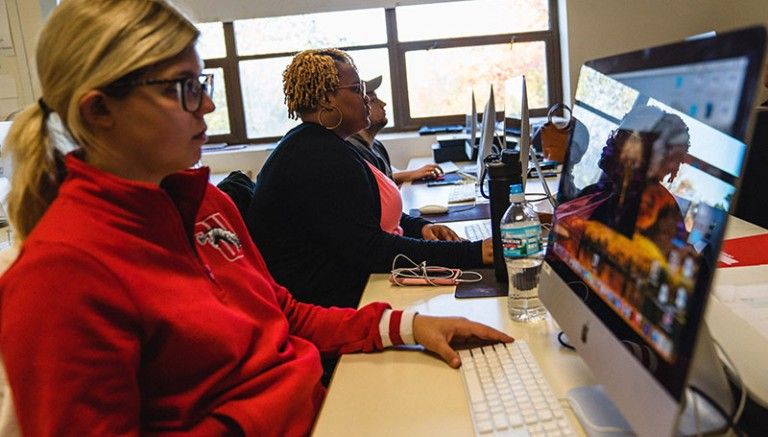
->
xmin=612 ymin=57 xmax=749 ymax=135
xmin=551 ymin=66 xmax=747 ymax=363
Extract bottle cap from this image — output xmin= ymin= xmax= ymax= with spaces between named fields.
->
xmin=509 ymin=183 xmax=525 ymax=202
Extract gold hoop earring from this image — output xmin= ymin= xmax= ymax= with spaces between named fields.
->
xmin=318 ymin=106 xmax=343 ymax=130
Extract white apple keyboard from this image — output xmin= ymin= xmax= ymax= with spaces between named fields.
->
xmin=449 ymin=183 xmax=477 ymax=203
xmin=464 ymin=221 xmax=492 ymax=241
xmin=459 ymin=340 xmax=576 ymax=436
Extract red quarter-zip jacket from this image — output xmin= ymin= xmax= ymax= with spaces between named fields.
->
xmin=0 ymin=154 xmax=406 ymax=436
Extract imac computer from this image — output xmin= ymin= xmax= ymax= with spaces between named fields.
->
xmin=464 ymin=91 xmax=478 ymax=162
xmin=470 ymin=85 xmax=499 ymax=187
xmin=505 ymin=75 xmax=556 ymax=208
xmin=504 ymin=76 xmax=531 ymax=187
xmin=540 ymin=26 xmax=766 ymax=436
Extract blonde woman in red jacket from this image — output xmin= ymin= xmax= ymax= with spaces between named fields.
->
xmin=0 ymin=0 xmax=512 ymax=435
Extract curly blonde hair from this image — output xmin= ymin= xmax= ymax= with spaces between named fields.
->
xmin=282 ymin=48 xmax=355 ymax=119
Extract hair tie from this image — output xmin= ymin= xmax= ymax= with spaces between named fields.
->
xmin=38 ymin=98 xmax=52 ymax=118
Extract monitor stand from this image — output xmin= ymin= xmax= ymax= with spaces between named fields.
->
xmin=567 ymin=324 xmax=734 ymax=437
xmin=526 ymin=145 xmax=556 ymax=210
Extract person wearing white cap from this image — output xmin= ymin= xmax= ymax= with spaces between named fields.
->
xmin=347 ymin=75 xmax=444 ymax=184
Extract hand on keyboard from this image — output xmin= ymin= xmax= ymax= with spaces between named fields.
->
xmin=412 ymin=314 xmax=514 ymax=368
xmin=464 ymin=221 xmax=492 ymax=241
xmin=421 ymin=224 xmax=463 ymax=241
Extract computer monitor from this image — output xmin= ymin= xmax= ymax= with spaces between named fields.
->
xmin=540 ymin=26 xmax=766 ymax=436
xmin=475 ymin=85 xmax=497 ymax=181
xmin=504 ymin=76 xmax=531 ymax=187
xmin=469 ymin=90 xmax=478 ymax=147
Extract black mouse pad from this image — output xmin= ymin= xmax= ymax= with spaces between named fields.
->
xmin=455 ymin=268 xmax=507 ymax=299
xmin=408 ymin=203 xmax=490 ymax=223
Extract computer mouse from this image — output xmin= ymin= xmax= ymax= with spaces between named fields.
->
xmin=418 ymin=204 xmax=449 ymax=215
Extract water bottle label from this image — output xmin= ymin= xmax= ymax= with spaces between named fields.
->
xmin=501 ymin=224 xmax=541 ymax=258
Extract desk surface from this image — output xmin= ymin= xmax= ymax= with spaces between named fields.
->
xmin=401 ymin=157 xmax=558 ymax=217
xmin=708 ymin=215 xmax=768 ymax=406
xmin=312 ymin=276 xmax=593 ymax=437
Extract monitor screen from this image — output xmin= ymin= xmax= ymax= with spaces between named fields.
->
xmin=540 ymin=26 xmax=766 ymax=436
xmin=554 ymin=69 xmax=743 ymax=376
xmin=584 ymin=28 xmax=765 ymax=142
xmin=611 ymin=58 xmax=749 ymax=135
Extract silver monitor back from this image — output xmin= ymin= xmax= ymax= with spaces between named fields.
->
xmin=503 ymin=76 xmax=530 ymax=184
xmin=476 ymin=85 xmax=496 ymax=180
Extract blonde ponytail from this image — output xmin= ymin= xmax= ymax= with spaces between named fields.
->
xmin=4 ymin=104 xmax=61 ymax=241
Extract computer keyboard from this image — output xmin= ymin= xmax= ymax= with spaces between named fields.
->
xmin=449 ymin=183 xmax=477 ymax=203
xmin=459 ymin=341 xmax=576 ymax=436
xmin=464 ymin=221 xmax=492 ymax=241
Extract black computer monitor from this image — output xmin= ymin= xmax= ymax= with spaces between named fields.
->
xmin=540 ymin=26 xmax=766 ymax=436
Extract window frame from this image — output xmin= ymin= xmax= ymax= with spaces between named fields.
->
xmin=204 ymin=0 xmax=562 ymax=144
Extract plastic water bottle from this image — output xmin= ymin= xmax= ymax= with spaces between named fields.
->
xmin=500 ymin=184 xmax=547 ymax=322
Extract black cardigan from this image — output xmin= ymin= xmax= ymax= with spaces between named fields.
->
xmin=239 ymin=123 xmax=483 ymax=308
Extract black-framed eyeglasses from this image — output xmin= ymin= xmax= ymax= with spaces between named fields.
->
xmin=337 ymin=81 xmax=366 ymax=97
xmin=106 ymin=73 xmax=214 ymax=113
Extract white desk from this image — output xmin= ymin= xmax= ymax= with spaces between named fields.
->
xmin=707 ymin=215 xmax=768 ymax=406
xmin=312 ymin=276 xmax=593 ymax=437
xmin=401 ymin=156 xmax=558 ymax=217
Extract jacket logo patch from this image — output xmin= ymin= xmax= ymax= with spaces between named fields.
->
xmin=195 ymin=213 xmax=243 ymax=262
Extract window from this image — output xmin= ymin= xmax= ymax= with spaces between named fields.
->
xmin=198 ymin=0 xmax=561 ymax=144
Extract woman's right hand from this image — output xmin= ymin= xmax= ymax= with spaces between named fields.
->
xmin=481 ymin=238 xmax=493 ymax=265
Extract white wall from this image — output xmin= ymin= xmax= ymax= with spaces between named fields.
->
xmin=201 ymin=145 xmax=274 ymax=180
xmin=173 ymin=0 xmax=460 ymax=22
xmin=561 ymin=0 xmax=768 ymax=103
xmin=0 ymin=0 xmax=44 ymax=119
xmin=378 ymin=132 xmax=437 ymax=169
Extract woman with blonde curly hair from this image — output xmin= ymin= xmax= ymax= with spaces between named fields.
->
xmin=228 ymin=48 xmax=493 ymax=312
xmin=0 ymin=1 xmax=511 ymax=435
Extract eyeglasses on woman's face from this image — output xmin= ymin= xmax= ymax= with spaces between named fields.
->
xmin=106 ymin=73 xmax=214 ymax=113
xmin=336 ymin=81 xmax=366 ymax=97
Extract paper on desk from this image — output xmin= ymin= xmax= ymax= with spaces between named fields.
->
xmin=717 ymin=233 xmax=768 ymax=268
xmin=713 ymin=282 xmax=768 ymax=337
